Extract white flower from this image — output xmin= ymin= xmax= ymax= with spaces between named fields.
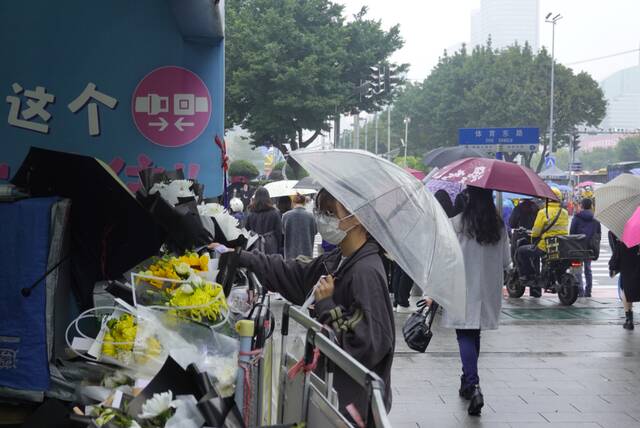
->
xmin=187 ymin=273 xmax=203 ymax=287
xmin=179 ymin=283 xmax=194 ymax=294
xmin=213 ymin=211 xmax=242 ymax=241
xmin=175 ymin=262 xmax=191 ymax=277
xmin=140 ymin=391 xmax=178 ymax=419
xmin=129 ymin=421 xmax=142 ymax=428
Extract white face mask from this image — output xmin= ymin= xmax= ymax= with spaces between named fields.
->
xmin=315 ymin=212 xmax=356 ymax=245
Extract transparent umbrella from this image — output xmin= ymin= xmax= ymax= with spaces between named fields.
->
xmin=290 ymin=149 xmax=466 ymax=320
xmin=595 ymin=173 xmax=640 ymax=238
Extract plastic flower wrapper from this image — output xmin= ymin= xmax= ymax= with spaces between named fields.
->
xmin=166 ymin=278 xmax=228 ymax=326
xmin=150 ymin=180 xmax=195 ymax=206
xmin=165 ymin=395 xmax=205 ymax=428
xmin=136 ymin=252 xmax=210 ymax=288
xmin=197 ymin=202 xmax=224 ymax=217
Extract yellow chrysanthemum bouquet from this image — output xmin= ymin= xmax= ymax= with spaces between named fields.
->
xmin=132 ymin=251 xmax=228 ymax=327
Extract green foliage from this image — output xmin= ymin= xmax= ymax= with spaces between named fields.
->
xmin=273 ymin=161 xmax=309 ymax=180
xmin=392 ymin=156 xmax=425 ymax=171
xmin=225 ymin=1 xmax=405 ymax=153
xmin=228 ymin=160 xmax=259 ymax=179
xmin=578 ymin=136 xmax=640 ymax=170
xmin=615 ymin=136 xmax=640 ymax=162
xmin=391 ymin=43 xmax=607 ymax=171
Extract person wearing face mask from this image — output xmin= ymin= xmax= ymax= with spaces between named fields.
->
xmin=211 ymin=188 xmax=395 ymax=419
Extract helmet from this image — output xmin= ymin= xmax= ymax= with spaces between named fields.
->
xmin=550 ymin=187 xmax=563 ymax=201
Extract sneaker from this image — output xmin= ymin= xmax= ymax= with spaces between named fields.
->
xmin=395 ymin=305 xmax=414 ymax=314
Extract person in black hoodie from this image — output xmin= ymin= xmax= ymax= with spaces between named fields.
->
xmin=609 ymin=231 xmax=640 ymax=330
xmin=245 ymin=187 xmax=282 ymax=254
xmin=213 ymin=188 xmax=394 ymax=419
xmin=570 ymin=198 xmax=601 ymax=297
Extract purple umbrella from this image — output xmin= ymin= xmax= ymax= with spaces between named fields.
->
xmin=425 ymin=178 xmax=465 ymax=200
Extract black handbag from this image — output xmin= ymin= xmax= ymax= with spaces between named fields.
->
xmin=402 ymin=300 xmax=439 ymax=353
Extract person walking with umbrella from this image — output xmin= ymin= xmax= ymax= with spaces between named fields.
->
xmin=442 ymin=186 xmax=511 ymax=416
xmin=212 ymin=149 xmax=467 ymax=421
xmin=594 ymin=174 xmax=640 ymax=329
xmin=608 ymin=231 xmax=640 ymax=330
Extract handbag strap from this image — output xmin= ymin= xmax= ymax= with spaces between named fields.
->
xmin=425 ymin=302 xmax=440 ymax=329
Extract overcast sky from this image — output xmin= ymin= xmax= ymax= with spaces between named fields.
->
xmin=338 ymin=0 xmax=640 ymax=83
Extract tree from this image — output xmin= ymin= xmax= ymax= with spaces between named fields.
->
xmin=391 ymin=43 xmax=607 ymax=170
xmin=228 ymin=160 xmax=259 ymax=179
xmin=272 ymin=161 xmax=308 ymax=180
xmin=392 ymin=156 xmax=425 ymax=171
xmin=615 ymin=136 xmax=640 ymax=162
xmin=225 ymin=1 xmax=405 ymax=157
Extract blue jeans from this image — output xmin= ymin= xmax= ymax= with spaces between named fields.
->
xmin=456 ymin=329 xmax=481 ymax=389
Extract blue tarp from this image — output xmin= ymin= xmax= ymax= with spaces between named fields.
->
xmin=0 ymin=198 xmax=57 ymax=391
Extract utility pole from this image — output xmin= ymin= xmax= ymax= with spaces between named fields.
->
xmin=374 ymin=112 xmax=379 ymax=154
xmin=364 ymin=117 xmax=368 ymax=152
xmin=403 ymin=117 xmax=411 ymax=166
xmin=387 ymin=105 xmax=391 ymax=155
xmin=546 ymin=12 xmax=562 ymax=153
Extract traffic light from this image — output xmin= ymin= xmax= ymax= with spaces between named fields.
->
xmin=384 ymin=65 xmax=401 ymax=94
xmin=572 ymin=133 xmax=581 ymax=152
xmin=369 ymin=66 xmax=385 ymax=96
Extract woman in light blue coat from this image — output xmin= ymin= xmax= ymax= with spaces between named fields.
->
xmin=442 ymin=186 xmax=511 ymax=416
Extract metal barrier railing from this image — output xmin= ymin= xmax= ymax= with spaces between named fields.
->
xmin=279 ymin=304 xmax=392 ymax=428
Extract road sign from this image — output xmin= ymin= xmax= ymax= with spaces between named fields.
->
xmin=132 ymin=66 xmax=212 ymax=148
xmin=569 ymin=161 xmax=583 ymax=172
xmin=459 ymin=127 xmax=539 ymax=153
xmin=545 ymin=155 xmax=556 ymax=168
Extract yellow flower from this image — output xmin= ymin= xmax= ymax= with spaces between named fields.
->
xmin=198 ymin=254 xmax=210 ymax=272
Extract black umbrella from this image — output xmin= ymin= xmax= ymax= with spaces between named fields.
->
xmin=11 ymin=147 xmax=162 ymax=309
xmin=423 ymin=146 xmax=489 ymax=168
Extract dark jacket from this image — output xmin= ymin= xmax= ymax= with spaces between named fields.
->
xmin=609 ymin=232 xmax=640 ymax=302
xmin=509 ymin=199 xmax=539 ymax=230
xmin=238 ymin=241 xmax=395 ymax=416
xmin=570 ymin=210 xmax=601 ymax=239
xmin=282 ymin=207 xmax=317 ymax=259
xmin=245 ymin=207 xmax=282 ymax=254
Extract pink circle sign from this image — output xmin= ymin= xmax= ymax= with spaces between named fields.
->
xmin=132 ymin=66 xmax=212 ymax=147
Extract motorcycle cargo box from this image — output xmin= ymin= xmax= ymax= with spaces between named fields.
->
xmin=545 ymin=234 xmax=592 ymax=260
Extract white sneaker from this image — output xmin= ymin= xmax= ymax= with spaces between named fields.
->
xmin=395 ymin=305 xmax=414 ymax=314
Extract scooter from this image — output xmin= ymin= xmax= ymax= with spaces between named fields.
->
xmin=505 ymin=228 xmax=592 ymax=306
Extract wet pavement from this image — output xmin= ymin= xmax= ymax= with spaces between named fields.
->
xmin=390 ymin=296 xmax=640 ymax=428
xmin=271 ymin=292 xmax=640 ymax=427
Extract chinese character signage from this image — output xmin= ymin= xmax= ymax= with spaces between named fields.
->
xmin=0 ymin=0 xmax=225 ymax=195
xmin=459 ymin=128 xmax=539 ymax=153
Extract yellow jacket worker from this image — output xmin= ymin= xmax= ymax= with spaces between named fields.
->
xmin=530 ymin=188 xmax=569 ymax=252
xmin=516 ymin=188 xmax=569 ymax=297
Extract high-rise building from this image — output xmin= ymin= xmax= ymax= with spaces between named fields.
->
xmin=599 ymin=65 xmax=640 ymax=131
xmin=470 ymin=0 xmax=539 ymax=51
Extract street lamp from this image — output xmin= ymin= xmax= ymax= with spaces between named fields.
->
xmin=546 ymin=12 xmax=563 ymax=153
xmin=403 ymin=117 xmax=411 ymax=167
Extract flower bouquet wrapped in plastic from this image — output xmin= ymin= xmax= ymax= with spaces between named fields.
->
xmin=132 ymin=252 xmax=229 ymax=329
